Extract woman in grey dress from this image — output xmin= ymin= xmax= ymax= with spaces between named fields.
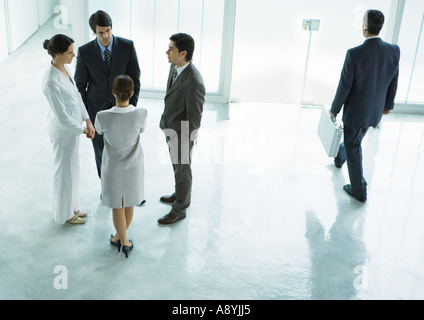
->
xmin=95 ymin=75 xmax=147 ymax=258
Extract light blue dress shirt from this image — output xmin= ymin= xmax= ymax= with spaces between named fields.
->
xmin=97 ymin=36 xmax=114 ymax=61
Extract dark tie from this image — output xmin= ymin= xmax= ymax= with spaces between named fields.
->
xmin=170 ymin=69 xmax=178 ymax=88
xmin=104 ymin=49 xmax=111 ymax=72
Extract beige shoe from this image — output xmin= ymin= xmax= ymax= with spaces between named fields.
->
xmin=67 ymin=215 xmax=86 ymax=224
xmin=74 ymin=210 xmax=88 ymax=218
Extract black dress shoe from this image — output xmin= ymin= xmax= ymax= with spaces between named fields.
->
xmin=160 ymin=194 xmax=176 ymax=203
xmin=343 ymin=185 xmax=367 ymax=203
xmin=158 ymin=212 xmax=186 ymax=225
xmin=334 ymin=159 xmax=343 ymax=168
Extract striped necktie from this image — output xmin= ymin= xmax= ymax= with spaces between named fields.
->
xmin=171 ymin=69 xmax=178 ymax=86
xmin=104 ymin=49 xmax=111 ymax=72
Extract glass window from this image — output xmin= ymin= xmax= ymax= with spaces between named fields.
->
xmin=87 ymin=0 xmax=131 ymax=39
xmin=131 ymin=1 xmax=157 ymax=88
xmin=231 ymin=0 xmax=391 ymax=105
xmin=396 ymin=0 xmax=424 ymax=104
xmin=304 ymin=0 xmax=391 ymax=105
xmin=199 ymin=0 xmax=225 ymax=92
xmin=88 ymin=0 xmax=225 ymax=94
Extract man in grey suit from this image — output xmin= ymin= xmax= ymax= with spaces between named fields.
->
xmin=330 ymin=9 xmax=400 ymax=203
xmin=75 ymin=10 xmax=141 ymax=180
xmin=158 ymin=33 xmax=206 ymax=225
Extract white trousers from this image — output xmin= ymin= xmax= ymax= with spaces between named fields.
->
xmin=51 ymin=135 xmax=80 ymax=224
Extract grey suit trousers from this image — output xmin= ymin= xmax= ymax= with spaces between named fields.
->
xmin=167 ymin=134 xmax=195 ymax=215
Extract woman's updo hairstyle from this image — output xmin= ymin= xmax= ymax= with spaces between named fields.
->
xmin=43 ymin=34 xmax=74 ymax=58
xmin=113 ymin=75 xmax=134 ymax=102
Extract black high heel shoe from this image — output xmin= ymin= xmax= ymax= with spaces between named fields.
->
xmin=122 ymin=240 xmax=134 ymax=258
xmin=110 ymin=234 xmax=121 ymax=252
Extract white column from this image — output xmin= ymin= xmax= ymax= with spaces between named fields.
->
xmin=386 ymin=0 xmax=405 ymax=44
xmin=217 ymin=0 xmax=237 ymax=104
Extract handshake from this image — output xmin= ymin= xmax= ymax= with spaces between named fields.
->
xmin=84 ymin=120 xmax=96 ymax=140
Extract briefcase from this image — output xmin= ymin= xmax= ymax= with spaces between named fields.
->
xmin=317 ymin=106 xmax=343 ymax=157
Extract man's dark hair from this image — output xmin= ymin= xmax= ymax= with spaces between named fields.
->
xmin=170 ymin=33 xmax=195 ymax=62
xmin=366 ymin=10 xmax=385 ymax=35
xmin=89 ymin=10 xmax=113 ymax=34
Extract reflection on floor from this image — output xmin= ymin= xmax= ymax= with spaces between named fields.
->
xmin=1 ymin=18 xmax=424 ymax=300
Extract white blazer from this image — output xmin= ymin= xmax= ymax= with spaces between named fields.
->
xmin=42 ymin=63 xmax=89 ymax=140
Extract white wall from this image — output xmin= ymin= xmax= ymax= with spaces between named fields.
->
xmin=38 ymin=0 xmax=60 ymax=26
xmin=0 ymin=0 xmax=9 ymax=62
xmin=0 ymin=0 xmax=60 ymax=59
xmin=8 ymin=0 xmax=39 ymax=52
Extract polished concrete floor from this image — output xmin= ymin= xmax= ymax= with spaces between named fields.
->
xmin=1 ymin=19 xmax=424 ymax=301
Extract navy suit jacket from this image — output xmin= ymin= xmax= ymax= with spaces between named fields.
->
xmin=75 ymin=36 xmax=141 ymax=121
xmin=331 ymin=38 xmax=400 ymax=128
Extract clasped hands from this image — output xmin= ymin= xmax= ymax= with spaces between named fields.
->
xmin=84 ymin=120 xmax=95 ymax=140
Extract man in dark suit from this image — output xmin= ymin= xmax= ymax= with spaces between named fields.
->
xmin=158 ymin=33 xmax=205 ymax=225
xmin=330 ymin=9 xmax=400 ymax=203
xmin=75 ymin=10 xmax=141 ymax=179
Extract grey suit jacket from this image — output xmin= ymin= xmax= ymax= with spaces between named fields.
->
xmin=159 ymin=63 xmax=205 ymax=135
xmin=75 ymin=36 xmax=141 ymax=121
xmin=95 ymin=105 xmax=147 ymax=208
xmin=331 ymin=38 xmax=400 ymax=128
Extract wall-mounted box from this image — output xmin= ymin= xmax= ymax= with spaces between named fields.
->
xmin=302 ymin=19 xmax=320 ymax=31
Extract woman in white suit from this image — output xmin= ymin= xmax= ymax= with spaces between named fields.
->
xmin=42 ymin=34 xmax=95 ymax=225
xmin=95 ymin=75 xmax=147 ymax=258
